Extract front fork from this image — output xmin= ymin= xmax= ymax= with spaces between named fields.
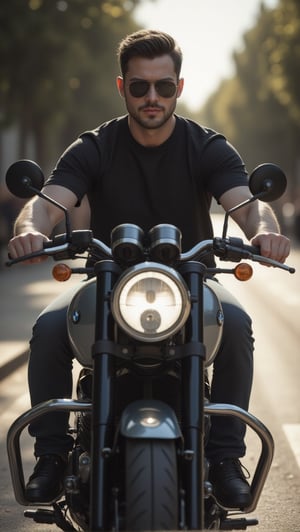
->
xmin=89 ymin=260 xmax=120 ymax=531
xmin=180 ymin=261 xmax=207 ymax=530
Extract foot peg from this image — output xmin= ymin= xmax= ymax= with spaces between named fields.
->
xmin=221 ymin=517 xmax=259 ymax=530
xmin=24 ymin=503 xmax=77 ymax=531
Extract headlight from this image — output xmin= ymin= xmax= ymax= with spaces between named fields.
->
xmin=111 ymin=262 xmax=190 ymax=342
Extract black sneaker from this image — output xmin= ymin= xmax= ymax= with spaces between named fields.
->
xmin=25 ymin=454 xmax=67 ymax=503
xmin=209 ymin=458 xmax=252 ymax=509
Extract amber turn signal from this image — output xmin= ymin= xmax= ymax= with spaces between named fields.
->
xmin=234 ymin=262 xmax=253 ymax=281
xmin=52 ymin=263 xmax=72 ymax=282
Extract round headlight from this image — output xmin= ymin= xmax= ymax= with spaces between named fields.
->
xmin=111 ymin=263 xmax=190 ymax=342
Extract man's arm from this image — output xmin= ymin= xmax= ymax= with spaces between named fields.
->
xmin=219 ymin=186 xmax=290 ymax=263
xmin=8 ymin=185 xmax=78 ymax=263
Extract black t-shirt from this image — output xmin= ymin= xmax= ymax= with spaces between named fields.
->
xmin=46 ymin=115 xmax=248 ymax=259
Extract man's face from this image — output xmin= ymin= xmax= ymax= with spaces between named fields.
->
xmin=117 ymin=54 xmax=183 ymax=130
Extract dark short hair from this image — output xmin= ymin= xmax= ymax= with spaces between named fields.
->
xmin=117 ymin=29 xmax=183 ymax=79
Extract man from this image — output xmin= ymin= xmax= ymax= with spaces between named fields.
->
xmin=8 ymin=29 xmax=290 ymax=508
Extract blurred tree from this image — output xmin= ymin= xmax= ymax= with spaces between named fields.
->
xmin=227 ymin=3 xmax=295 ymax=176
xmin=197 ymin=0 xmax=300 ymax=206
xmin=0 ymin=0 xmax=141 ymax=169
xmin=267 ymin=0 xmax=300 ymax=127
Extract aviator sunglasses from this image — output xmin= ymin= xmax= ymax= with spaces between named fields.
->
xmin=129 ymin=79 xmax=178 ymax=98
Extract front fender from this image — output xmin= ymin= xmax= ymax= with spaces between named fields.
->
xmin=120 ymin=399 xmax=182 ymax=439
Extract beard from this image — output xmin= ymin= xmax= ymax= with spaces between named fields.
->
xmin=126 ymin=99 xmax=177 ymax=130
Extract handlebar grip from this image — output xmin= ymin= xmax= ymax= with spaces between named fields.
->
xmin=43 ymin=240 xmax=54 ymax=249
xmin=43 ymin=233 xmax=68 ymax=248
xmin=241 ymin=243 xmax=261 ymax=256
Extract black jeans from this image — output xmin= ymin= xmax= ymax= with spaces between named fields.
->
xmin=28 ymin=280 xmax=254 ymax=462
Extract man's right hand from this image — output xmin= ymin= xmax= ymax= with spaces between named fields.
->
xmin=8 ymin=232 xmax=50 ymax=264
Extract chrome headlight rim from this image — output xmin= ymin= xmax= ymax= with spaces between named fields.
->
xmin=111 ymin=262 xmax=191 ymax=342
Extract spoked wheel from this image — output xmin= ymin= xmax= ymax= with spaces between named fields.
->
xmin=125 ymin=438 xmax=178 ymax=531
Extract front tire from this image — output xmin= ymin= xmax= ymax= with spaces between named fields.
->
xmin=125 ymin=438 xmax=178 ymax=530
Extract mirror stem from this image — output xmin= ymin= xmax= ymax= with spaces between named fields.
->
xmin=222 ymin=191 xmax=270 ymax=239
xmin=25 ymin=184 xmax=72 ymax=241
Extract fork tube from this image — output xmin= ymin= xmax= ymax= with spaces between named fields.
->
xmin=180 ymin=262 xmax=207 ymax=530
xmin=90 ymin=260 xmax=120 ymax=531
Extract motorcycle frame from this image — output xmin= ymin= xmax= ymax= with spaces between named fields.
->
xmin=6 ymin=258 xmax=275 ymax=531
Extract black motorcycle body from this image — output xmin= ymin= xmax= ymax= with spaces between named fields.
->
xmin=5 ymin=161 xmax=294 ymax=531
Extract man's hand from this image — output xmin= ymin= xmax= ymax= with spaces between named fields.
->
xmin=251 ymin=232 xmax=290 ymax=264
xmin=8 ymin=232 xmax=50 ymax=264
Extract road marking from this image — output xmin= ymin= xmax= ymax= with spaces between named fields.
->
xmin=283 ymin=424 xmax=300 ymax=468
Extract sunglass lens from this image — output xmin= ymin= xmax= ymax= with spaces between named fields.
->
xmin=155 ymin=81 xmax=177 ymax=97
xmin=129 ymin=81 xmax=149 ymax=97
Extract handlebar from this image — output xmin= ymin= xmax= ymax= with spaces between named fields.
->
xmin=6 ymin=230 xmax=295 ymax=274
xmin=181 ymin=236 xmax=294 ymax=273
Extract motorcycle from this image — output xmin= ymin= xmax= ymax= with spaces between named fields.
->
xmin=5 ymin=160 xmax=295 ymax=531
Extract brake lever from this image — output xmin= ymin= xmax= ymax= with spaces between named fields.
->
xmin=5 ymin=243 xmax=71 ymax=267
xmin=6 ymin=250 xmax=45 ymax=267
xmin=246 ymin=252 xmax=295 ymax=273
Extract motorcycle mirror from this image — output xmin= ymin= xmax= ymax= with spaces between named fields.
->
xmin=249 ymin=163 xmax=287 ymax=202
xmin=5 ymin=160 xmax=44 ymax=198
xmin=222 ymin=162 xmax=287 ymax=239
xmin=6 ymin=159 xmax=72 ymax=240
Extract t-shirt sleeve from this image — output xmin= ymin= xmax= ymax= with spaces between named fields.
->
xmin=44 ymin=133 xmax=101 ymax=206
xmin=201 ymin=135 xmax=249 ymax=202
